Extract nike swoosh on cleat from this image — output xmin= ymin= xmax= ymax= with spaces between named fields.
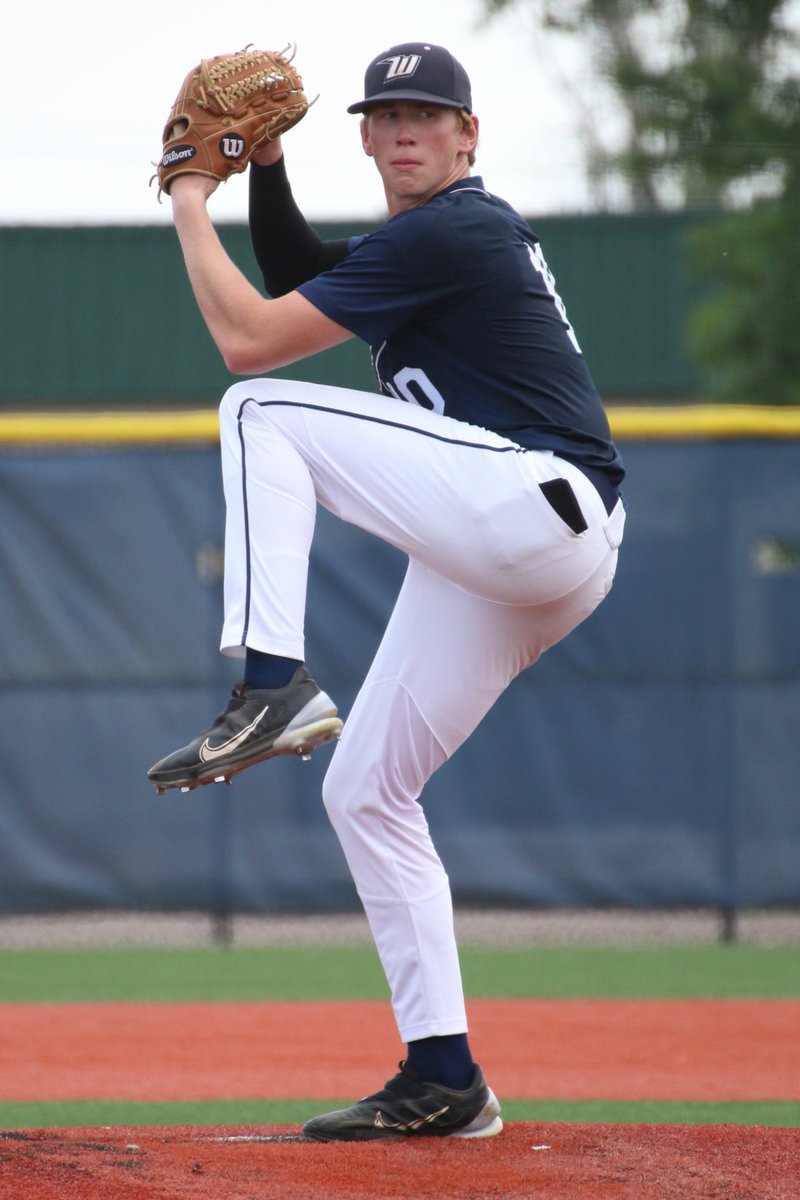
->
xmin=374 ymin=1105 xmax=450 ymax=1132
xmin=199 ymin=706 xmax=270 ymax=763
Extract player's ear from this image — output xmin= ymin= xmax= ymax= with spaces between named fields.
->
xmin=459 ymin=112 xmax=479 ymax=156
xmin=360 ymin=116 xmax=374 ymax=157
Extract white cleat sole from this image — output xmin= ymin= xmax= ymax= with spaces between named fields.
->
xmin=450 ymin=1089 xmax=503 ymax=1138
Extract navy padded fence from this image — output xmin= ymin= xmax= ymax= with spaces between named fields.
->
xmin=1 ymin=426 xmax=798 ymax=914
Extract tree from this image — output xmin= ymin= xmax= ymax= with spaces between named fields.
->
xmin=688 ymin=165 xmax=800 ymax=405
xmin=485 ymin=0 xmax=800 ymax=402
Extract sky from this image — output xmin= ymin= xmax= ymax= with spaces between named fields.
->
xmin=5 ymin=0 xmax=603 ymax=225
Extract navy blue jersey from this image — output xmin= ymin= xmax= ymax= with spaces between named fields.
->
xmin=298 ymin=176 xmax=623 ymax=492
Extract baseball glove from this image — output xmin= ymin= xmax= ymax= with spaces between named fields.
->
xmin=153 ymin=45 xmax=312 ymax=199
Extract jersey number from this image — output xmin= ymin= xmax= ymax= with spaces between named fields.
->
xmin=387 ymin=366 xmax=446 ymax=414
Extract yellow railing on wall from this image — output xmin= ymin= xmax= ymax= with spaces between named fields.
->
xmin=1 ymin=405 xmax=800 ymax=446
xmin=607 ymin=405 xmax=800 ymax=439
xmin=0 ymin=410 xmax=220 ymax=446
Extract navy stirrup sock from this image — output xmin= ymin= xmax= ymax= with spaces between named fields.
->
xmin=244 ymin=649 xmax=303 ymax=691
xmin=405 ymin=1034 xmax=474 ymax=1091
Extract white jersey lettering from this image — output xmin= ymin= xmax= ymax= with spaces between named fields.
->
xmin=527 ymin=243 xmax=582 ymax=354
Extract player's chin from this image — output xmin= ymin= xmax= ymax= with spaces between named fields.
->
xmin=387 ymin=170 xmax=429 ymax=197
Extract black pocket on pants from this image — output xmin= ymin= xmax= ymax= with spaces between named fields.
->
xmin=539 ymin=478 xmax=588 ymax=535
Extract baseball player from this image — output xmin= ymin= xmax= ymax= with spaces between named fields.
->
xmin=148 ymin=41 xmax=625 ymax=1141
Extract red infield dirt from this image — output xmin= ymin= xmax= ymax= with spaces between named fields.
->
xmin=1 ymin=998 xmax=798 ymax=1198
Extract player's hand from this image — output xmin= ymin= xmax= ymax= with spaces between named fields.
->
xmin=251 ymin=137 xmax=284 ymax=167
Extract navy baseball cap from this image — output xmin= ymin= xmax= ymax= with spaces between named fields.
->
xmin=347 ymin=42 xmax=472 ymax=114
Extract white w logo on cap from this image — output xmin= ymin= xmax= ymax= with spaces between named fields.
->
xmin=380 ymin=54 xmax=422 ymax=81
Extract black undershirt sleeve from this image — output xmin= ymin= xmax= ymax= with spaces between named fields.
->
xmin=248 ymin=155 xmax=350 ymax=297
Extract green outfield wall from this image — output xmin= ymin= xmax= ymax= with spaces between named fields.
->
xmin=0 ymin=212 xmax=705 ymax=407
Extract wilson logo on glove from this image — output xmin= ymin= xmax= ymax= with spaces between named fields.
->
xmin=220 ymin=135 xmax=246 ymax=159
xmin=161 ymin=145 xmax=196 ymax=167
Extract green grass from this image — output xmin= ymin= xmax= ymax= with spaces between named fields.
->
xmin=0 ymin=1099 xmax=796 ymax=1130
xmin=1 ymin=944 xmax=797 ymax=1003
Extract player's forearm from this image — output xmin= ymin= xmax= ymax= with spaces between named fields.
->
xmin=171 ymin=184 xmax=353 ymax=375
xmin=171 ymin=188 xmax=280 ymax=373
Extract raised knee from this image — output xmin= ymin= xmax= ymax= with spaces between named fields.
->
xmin=219 ymin=380 xmax=259 ymax=423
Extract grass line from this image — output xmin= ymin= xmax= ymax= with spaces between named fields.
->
xmin=0 ymin=1099 xmax=797 ymax=1130
xmin=1 ymin=945 xmax=798 ymax=1003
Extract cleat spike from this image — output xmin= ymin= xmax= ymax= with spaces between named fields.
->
xmin=180 ymin=786 xmax=191 ymax=793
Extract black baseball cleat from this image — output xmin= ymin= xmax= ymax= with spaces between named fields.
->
xmin=301 ymin=1062 xmax=503 ymax=1142
xmin=147 ymin=667 xmax=343 ymax=794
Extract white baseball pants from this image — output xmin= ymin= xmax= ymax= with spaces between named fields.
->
xmin=218 ymin=378 xmax=625 ymax=1042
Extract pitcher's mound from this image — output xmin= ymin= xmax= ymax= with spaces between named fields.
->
xmin=2 ymin=1122 xmax=798 ymax=1200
